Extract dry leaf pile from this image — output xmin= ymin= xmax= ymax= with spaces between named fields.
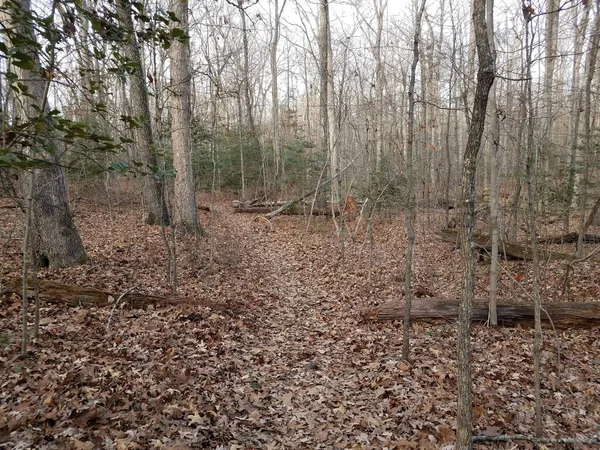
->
xmin=1 ymin=191 xmax=599 ymax=449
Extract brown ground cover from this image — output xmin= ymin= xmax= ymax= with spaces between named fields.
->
xmin=1 ymin=183 xmax=599 ymax=449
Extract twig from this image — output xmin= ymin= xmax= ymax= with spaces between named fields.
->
xmin=106 ymin=287 xmax=136 ymax=333
xmin=560 ymin=244 xmax=600 ymax=297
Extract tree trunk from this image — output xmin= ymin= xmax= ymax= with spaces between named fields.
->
xmin=270 ymin=0 xmax=284 ymax=184
xmin=238 ymin=0 xmax=257 ymax=136
xmin=403 ymin=0 xmax=426 ymax=361
xmin=486 ymin=0 xmax=500 ymax=327
xmin=565 ymin=6 xmax=589 ymax=231
xmin=456 ymin=0 xmax=495 ymax=448
xmin=169 ymin=0 xmax=203 ymax=235
xmin=5 ymin=0 xmax=88 ymax=269
xmin=117 ymin=0 xmax=169 ymax=226
xmin=524 ymin=7 xmax=543 ymax=436
xmin=577 ymin=6 xmax=600 ymax=256
xmin=318 ymin=0 xmax=330 ymax=206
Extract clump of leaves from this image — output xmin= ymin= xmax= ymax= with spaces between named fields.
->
xmin=0 ymin=333 xmax=9 ymax=347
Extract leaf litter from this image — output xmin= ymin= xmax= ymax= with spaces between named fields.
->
xmin=0 ymin=192 xmax=599 ymax=449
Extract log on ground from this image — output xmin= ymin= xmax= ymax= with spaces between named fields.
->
xmin=376 ymin=298 xmax=600 ymax=328
xmin=2 ymin=278 xmax=188 ymax=309
xmin=436 ymin=229 xmax=573 ymax=261
xmin=233 ymin=205 xmax=333 ymax=216
xmin=537 ymin=232 xmax=600 ymax=244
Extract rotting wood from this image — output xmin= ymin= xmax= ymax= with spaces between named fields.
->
xmin=436 ymin=229 xmax=574 ymax=261
xmin=1 ymin=277 xmax=229 ymax=311
xmin=376 ymin=298 xmax=600 ymax=328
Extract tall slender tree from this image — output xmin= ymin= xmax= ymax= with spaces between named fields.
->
xmin=402 ymin=0 xmax=426 ymax=361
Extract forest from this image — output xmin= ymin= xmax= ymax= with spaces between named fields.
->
xmin=0 ymin=0 xmax=599 ymax=448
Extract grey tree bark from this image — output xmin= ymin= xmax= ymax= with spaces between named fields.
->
xmin=318 ymin=0 xmax=330 ymax=206
xmin=169 ymin=0 xmax=203 ymax=235
xmin=577 ymin=4 xmax=600 ymax=256
xmin=270 ymin=0 xmax=286 ymax=183
xmin=456 ymin=0 xmax=495 ymax=447
xmin=117 ymin=0 xmax=169 ymax=226
xmin=565 ymin=5 xmax=589 ymax=231
xmin=487 ymin=0 xmax=499 ymax=326
xmin=5 ymin=0 xmax=88 ymax=269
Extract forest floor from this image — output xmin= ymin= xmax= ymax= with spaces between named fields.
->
xmin=1 ymin=182 xmax=599 ymax=450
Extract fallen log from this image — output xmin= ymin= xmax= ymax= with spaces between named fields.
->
xmin=232 ymin=199 xmax=287 ymax=209
xmin=537 ymin=232 xmax=600 ymax=244
xmin=1 ymin=278 xmax=227 ymax=311
xmin=436 ymin=229 xmax=573 ymax=261
xmin=376 ymin=298 xmax=600 ymax=328
xmin=233 ymin=206 xmax=276 ymax=214
xmin=234 ymin=205 xmax=333 ymax=216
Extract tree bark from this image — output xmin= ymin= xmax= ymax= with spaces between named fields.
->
xmin=117 ymin=0 xmax=169 ymax=226
xmin=403 ymin=0 xmax=426 ymax=361
xmin=577 ymin=5 xmax=600 ymax=256
xmin=565 ymin=6 xmax=589 ymax=231
xmin=486 ymin=0 xmax=499 ymax=326
xmin=456 ymin=0 xmax=495 ymax=448
xmin=270 ymin=0 xmax=285 ymax=183
xmin=170 ymin=0 xmax=203 ymax=235
xmin=3 ymin=277 xmax=226 ymax=310
xmin=318 ymin=0 xmax=331 ymax=207
xmin=4 ymin=0 xmax=88 ymax=269
xmin=377 ymin=299 xmax=600 ymax=329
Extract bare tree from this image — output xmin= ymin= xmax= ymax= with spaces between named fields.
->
xmin=456 ymin=0 xmax=495 ymax=447
xmin=522 ymin=1 xmax=542 ymax=436
xmin=403 ymin=0 xmax=426 ymax=362
xmin=270 ymin=0 xmax=287 ymax=185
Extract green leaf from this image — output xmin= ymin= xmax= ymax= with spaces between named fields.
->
xmin=12 ymin=51 xmax=35 ymax=70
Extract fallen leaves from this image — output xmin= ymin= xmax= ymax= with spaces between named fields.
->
xmin=0 ymin=196 xmax=599 ymax=448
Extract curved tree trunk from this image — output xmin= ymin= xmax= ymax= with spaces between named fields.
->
xmin=456 ymin=0 xmax=495 ymax=447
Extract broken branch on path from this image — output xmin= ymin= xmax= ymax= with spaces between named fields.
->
xmin=375 ymin=298 xmax=600 ymax=328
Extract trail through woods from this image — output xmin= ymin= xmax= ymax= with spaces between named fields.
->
xmin=1 ymin=192 xmax=599 ymax=449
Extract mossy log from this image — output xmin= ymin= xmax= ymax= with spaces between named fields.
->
xmin=376 ymin=298 xmax=600 ymax=328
